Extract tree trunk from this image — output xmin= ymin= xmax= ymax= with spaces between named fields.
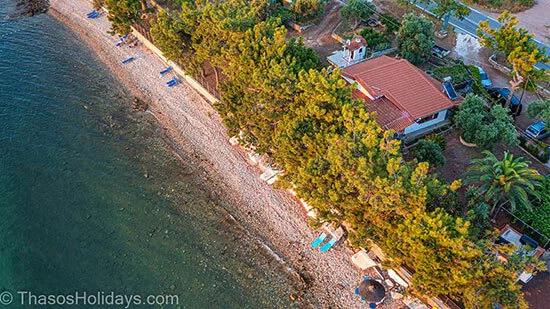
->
xmin=213 ymin=66 xmax=220 ymax=90
xmin=505 ymin=72 xmax=523 ymax=108
xmin=518 ymin=76 xmax=530 ymax=105
xmin=140 ymin=0 xmax=147 ymax=12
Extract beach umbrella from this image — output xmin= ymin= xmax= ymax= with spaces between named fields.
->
xmin=357 ymin=279 xmax=386 ymax=303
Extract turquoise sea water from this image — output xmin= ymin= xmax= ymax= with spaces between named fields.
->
xmin=0 ymin=2 xmax=293 ymax=307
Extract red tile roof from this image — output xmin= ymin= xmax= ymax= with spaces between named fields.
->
xmin=347 ymin=35 xmax=367 ymax=52
xmin=352 ymin=89 xmax=413 ymax=132
xmin=343 ymin=56 xmax=459 ymax=131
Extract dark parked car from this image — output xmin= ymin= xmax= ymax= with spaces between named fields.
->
xmin=487 ymin=88 xmax=522 ymax=116
xmin=525 ymin=122 xmax=550 ymax=140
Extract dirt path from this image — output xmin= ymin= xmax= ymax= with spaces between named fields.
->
xmin=288 ymin=0 xmax=345 ymax=63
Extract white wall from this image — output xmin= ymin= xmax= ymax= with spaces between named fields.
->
xmin=403 ymin=109 xmax=448 ymax=135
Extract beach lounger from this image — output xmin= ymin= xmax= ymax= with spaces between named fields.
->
xmin=88 ymin=12 xmax=100 ymax=19
xmin=168 ymin=78 xmax=179 ymax=87
xmin=310 ymin=233 xmax=326 ymax=249
xmin=122 ymin=57 xmax=135 ymax=64
xmin=319 ymin=238 xmax=336 ymax=253
xmin=121 ymin=34 xmax=129 ymax=40
xmin=166 ymin=77 xmax=179 ymax=86
xmin=160 ymin=66 xmax=172 ymax=75
xmin=116 ymin=41 xmax=123 ymax=47
xmin=87 ymin=10 xmax=97 ymax=17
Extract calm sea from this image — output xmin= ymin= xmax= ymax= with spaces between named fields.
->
xmin=0 ymin=2 xmax=293 ymax=307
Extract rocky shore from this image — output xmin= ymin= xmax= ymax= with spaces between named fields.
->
xmin=47 ymin=0 xmax=367 ymax=307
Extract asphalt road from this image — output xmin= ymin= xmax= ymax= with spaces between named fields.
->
xmin=416 ymin=3 xmax=550 ymax=71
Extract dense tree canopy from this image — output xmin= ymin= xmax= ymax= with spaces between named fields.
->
xmin=454 ymin=94 xmax=517 ymax=149
xmin=413 ymin=139 xmax=445 ymax=167
xmin=289 ymin=0 xmax=326 ymax=21
xmin=105 ymin=0 xmax=143 ymax=35
xmin=396 ymin=13 xmax=434 ymax=65
xmin=103 ymin=1 xmax=537 ymax=306
xmin=150 ymin=9 xmax=192 ymax=60
xmin=340 ymin=0 xmax=376 ymax=29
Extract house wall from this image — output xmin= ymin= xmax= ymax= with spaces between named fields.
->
xmin=403 ymin=109 xmax=448 ymax=135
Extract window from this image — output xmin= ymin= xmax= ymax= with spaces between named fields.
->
xmin=358 ymin=48 xmax=363 ymax=54
xmin=416 ymin=113 xmax=438 ymax=124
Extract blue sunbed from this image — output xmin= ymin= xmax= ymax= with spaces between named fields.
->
xmin=122 ymin=57 xmax=135 ymax=64
xmin=88 ymin=11 xmax=100 ymax=19
xmin=116 ymin=41 xmax=123 ymax=47
xmin=167 ymin=77 xmax=179 ymax=87
xmin=160 ymin=66 xmax=172 ymax=75
xmin=319 ymin=238 xmax=336 ymax=253
xmin=166 ymin=76 xmax=178 ymax=85
xmin=311 ymin=233 xmax=327 ymax=249
xmin=87 ymin=10 xmax=97 ymax=17
xmin=121 ymin=34 xmax=129 ymax=40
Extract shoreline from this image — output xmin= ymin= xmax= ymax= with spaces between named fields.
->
xmin=47 ymin=0 xmax=365 ymax=307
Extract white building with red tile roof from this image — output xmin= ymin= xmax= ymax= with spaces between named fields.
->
xmin=327 ymin=35 xmax=368 ymax=68
xmin=341 ymin=56 xmax=460 ymax=138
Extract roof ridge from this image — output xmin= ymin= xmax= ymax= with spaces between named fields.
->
xmin=355 ymin=57 xmax=399 ymax=77
xmin=379 ymin=91 xmax=414 ymax=120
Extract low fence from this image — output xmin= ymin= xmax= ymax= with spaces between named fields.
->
xmin=131 ymin=26 xmax=219 ymax=104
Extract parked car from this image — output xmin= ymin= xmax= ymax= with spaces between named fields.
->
xmin=487 ymin=88 xmax=522 ymax=116
xmin=525 ymin=122 xmax=550 ymax=140
xmin=474 ymin=66 xmax=492 ymax=88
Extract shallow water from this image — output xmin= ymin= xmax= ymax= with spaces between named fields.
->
xmin=0 ymin=2 xmax=293 ymax=307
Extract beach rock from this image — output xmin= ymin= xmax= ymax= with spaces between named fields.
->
xmin=15 ymin=0 xmax=49 ymax=17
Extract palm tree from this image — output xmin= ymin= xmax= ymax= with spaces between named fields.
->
xmin=463 ymin=150 xmax=542 ymax=213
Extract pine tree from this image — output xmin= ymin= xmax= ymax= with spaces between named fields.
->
xmin=150 ymin=9 xmax=192 ymax=61
xmin=105 ymin=0 xmax=142 ymax=36
xmin=478 ymin=11 xmax=549 ymax=104
xmin=396 ymin=13 xmax=435 ymax=65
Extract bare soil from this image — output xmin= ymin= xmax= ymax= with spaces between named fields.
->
xmin=371 ymin=0 xmax=457 ymax=50
xmin=522 ymin=271 xmax=550 ymax=309
xmin=436 ymin=130 xmax=548 ymax=185
xmin=287 ymin=0 xmax=345 ymax=64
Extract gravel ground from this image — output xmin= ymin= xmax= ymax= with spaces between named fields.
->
xmin=47 ymin=0 xmax=387 ymax=307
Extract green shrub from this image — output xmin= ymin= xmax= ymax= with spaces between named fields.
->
xmin=414 ymin=139 xmax=445 ymax=167
xmin=425 ymin=133 xmax=447 ymax=150
xmin=454 ymin=94 xmax=518 ymax=149
xmin=432 ymin=64 xmax=470 ymax=85
xmin=516 ymin=201 xmax=550 ymax=239
xmin=359 ymin=28 xmax=390 ymax=51
xmin=380 ymin=13 xmax=400 ymax=37
xmin=524 ymin=140 xmax=550 ymax=163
